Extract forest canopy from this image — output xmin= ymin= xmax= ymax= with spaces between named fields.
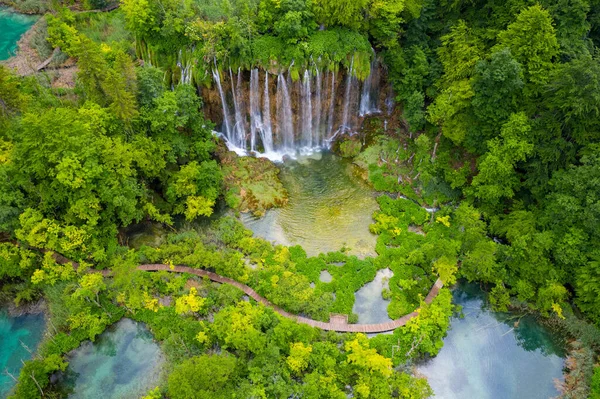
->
xmin=1 ymin=0 xmax=600 ymax=397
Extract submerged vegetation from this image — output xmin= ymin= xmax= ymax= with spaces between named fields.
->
xmin=1 ymin=0 xmax=600 ymax=397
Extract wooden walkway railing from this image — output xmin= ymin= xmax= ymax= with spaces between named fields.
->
xmin=134 ymin=264 xmax=444 ymax=333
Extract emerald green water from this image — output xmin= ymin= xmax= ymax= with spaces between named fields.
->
xmin=0 ymin=309 xmax=46 ymax=397
xmin=0 ymin=7 xmax=37 ymax=60
xmin=59 ymin=318 xmax=164 ymax=399
xmin=241 ymin=152 xmax=379 ymax=257
xmin=418 ymin=282 xmax=565 ymax=399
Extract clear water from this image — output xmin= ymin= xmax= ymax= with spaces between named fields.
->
xmin=60 ymin=318 xmax=164 ymax=399
xmin=353 ymin=268 xmax=393 ymax=324
xmin=0 ymin=7 xmax=37 ymax=60
xmin=319 ymin=270 xmax=333 ymax=283
xmin=418 ymin=283 xmax=565 ymax=399
xmin=241 ymin=152 xmax=379 ymax=257
xmin=0 ymin=308 xmax=46 ymax=397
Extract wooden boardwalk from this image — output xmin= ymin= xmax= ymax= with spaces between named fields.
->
xmin=135 ymin=264 xmax=444 ymax=333
xmin=42 ymin=248 xmax=444 ymax=333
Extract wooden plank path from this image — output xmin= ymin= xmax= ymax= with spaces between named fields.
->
xmin=36 ymin=248 xmax=445 ymax=333
xmin=132 ymin=264 xmax=444 ymax=333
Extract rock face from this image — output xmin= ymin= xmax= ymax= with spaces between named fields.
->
xmin=201 ymin=57 xmax=394 ymax=156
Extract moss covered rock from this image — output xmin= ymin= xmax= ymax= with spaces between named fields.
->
xmin=217 ymin=142 xmax=288 ymax=216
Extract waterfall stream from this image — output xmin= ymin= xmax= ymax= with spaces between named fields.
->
xmin=301 ymin=69 xmax=313 ymax=148
xmin=314 ymin=68 xmax=322 ymax=147
xmin=212 ymin=58 xmax=392 ymax=161
xmin=262 ymin=71 xmax=274 ymax=153
xmin=212 ymin=69 xmax=232 ymax=140
xmin=340 ymin=55 xmax=354 ymax=134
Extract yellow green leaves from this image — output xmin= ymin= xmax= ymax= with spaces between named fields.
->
xmin=432 ymin=256 xmax=457 ymax=285
xmin=143 ymin=291 xmax=160 ymax=312
xmin=0 ymin=138 xmax=12 ymax=164
xmin=72 ymin=273 xmax=107 ymax=308
xmin=56 ymin=157 xmax=87 ymax=189
xmin=67 ymin=311 xmax=110 ymax=341
xmin=196 ymin=331 xmax=209 ymax=344
xmin=30 ymin=252 xmax=76 ymax=286
xmin=400 ymin=289 xmax=453 ymax=360
xmin=184 ymin=196 xmax=215 ymax=220
xmin=16 ymin=209 xmax=92 ymax=257
xmin=367 ymin=0 xmax=407 ymax=48
xmin=0 ymin=243 xmax=36 ymax=280
xmin=435 ymin=215 xmax=450 ymax=227
xmin=345 ymin=334 xmax=392 ymax=377
xmin=313 ymin=0 xmax=368 ymax=30
xmin=212 ymin=301 xmax=268 ymax=354
xmin=175 ymin=287 xmax=206 ymax=315
xmin=369 ymin=213 xmax=401 ymax=235
xmin=121 ymin=0 xmax=155 ymax=36
xmin=166 ymin=160 xmax=221 ymax=221
xmin=495 ymin=5 xmax=559 ymax=93
xmin=437 ymin=20 xmax=483 ymax=88
xmin=286 ymin=342 xmax=313 ymax=374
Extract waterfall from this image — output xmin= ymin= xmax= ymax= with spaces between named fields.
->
xmin=314 ymin=68 xmax=322 ymax=147
xmin=359 ymin=66 xmax=371 ymax=116
xmin=249 ymin=69 xmax=260 ymax=151
xmin=341 ymin=56 xmax=354 ymax=133
xmin=358 ymin=52 xmax=381 ymax=116
xmin=177 ymin=49 xmax=192 ymax=85
xmin=212 ymin=69 xmax=232 ymax=140
xmin=277 ymin=73 xmax=294 ymax=151
xmin=326 ymin=70 xmax=336 ymax=141
xmin=386 ymin=85 xmax=395 ymax=116
xmin=301 ymin=70 xmax=313 ymax=148
xmin=262 ymin=71 xmax=274 ymax=153
xmin=229 ymin=68 xmax=246 ymax=147
xmin=359 ymin=55 xmax=381 ymax=116
xmin=236 ymin=68 xmax=246 ymax=142
xmin=212 ymin=60 xmax=389 ymax=160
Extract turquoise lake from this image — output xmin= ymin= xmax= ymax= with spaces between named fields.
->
xmin=0 ymin=7 xmax=37 ymax=60
xmin=0 ymin=308 xmax=46 ymax=397
xmin=59 ymin=318 xmax=164 ymax=399
xmin=418 ymin=283 xmax=565 ymax=399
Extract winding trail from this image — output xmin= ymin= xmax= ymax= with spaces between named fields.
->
xmin=131 ymin=264 xmax=444 ymax=333
xmin=28 ymin=247 xmax=445 ymax=333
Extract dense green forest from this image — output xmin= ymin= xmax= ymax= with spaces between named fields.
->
xmin=1 ymin=0 xmax=600 ymax=397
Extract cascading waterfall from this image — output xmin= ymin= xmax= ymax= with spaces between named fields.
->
xmin=340 ymin=56 xmax=355 ymax=134
xmin=262 ymin=71 xmax=274 ymax=153
xmin=314 ymin=68 xmax=322 ymax=147
xmin=210 ymin=57 xmax=391 ymax=160
xmin=301 ymin=70 xmax=313 ymax=148
xmin=249 ymin=69 xmax=260 ymax=151
xmin=326 ymin=70 xmax=336 ymax=140
xmin=277 ymin=73 xmax=294 ymax=151
xmin=230 ymin=68 xmax=246 ymax=147
xmin=212 ymin=69 xmax=232 ymax=141
xmin=177 ymin=50 xmax=192 ymax=85
xmin=386 ymin=85 xmax=395 ymax=116
xmin=359 ymin=54 xmax=381 ymax=116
